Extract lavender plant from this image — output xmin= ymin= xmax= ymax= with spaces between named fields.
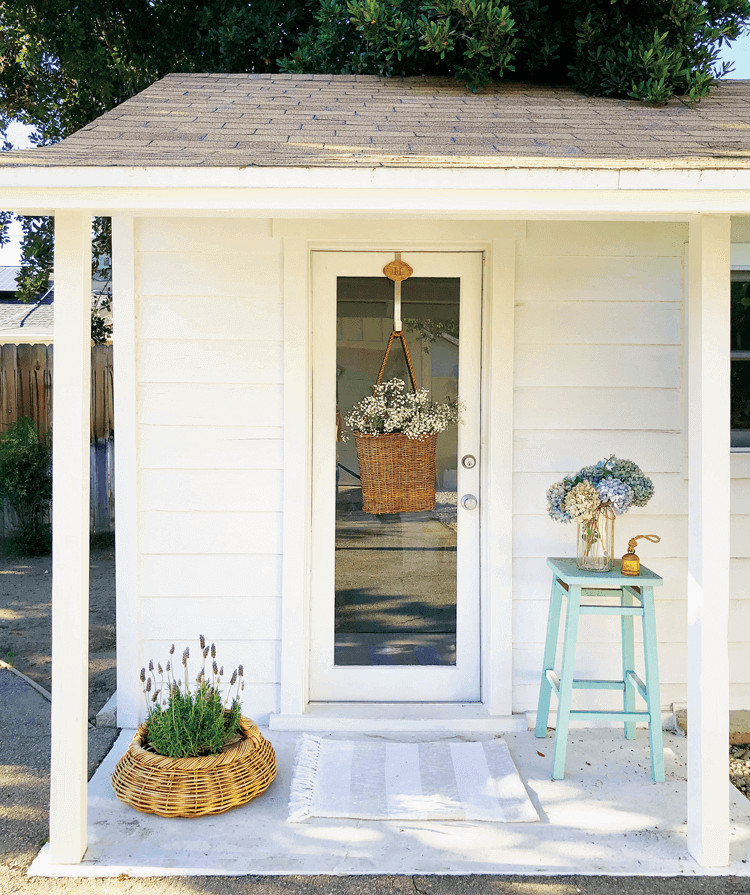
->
xmin=140 ymin=636 xmax=245 ymax=758
xmin=344 ymin=377 xmax=463 ymax=440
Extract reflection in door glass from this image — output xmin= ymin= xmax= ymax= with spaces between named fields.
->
xmin=335 ymin=277 xmax=460 ymax=666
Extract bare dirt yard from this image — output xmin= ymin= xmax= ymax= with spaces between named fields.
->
xmin=0 ymin=538 xmax=121 ymax=888
xmin=0 ymin=540 xmax=116 ymax=722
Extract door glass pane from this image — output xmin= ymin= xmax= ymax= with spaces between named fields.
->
xmin=335 ymin=276 xmax=460 ymax=666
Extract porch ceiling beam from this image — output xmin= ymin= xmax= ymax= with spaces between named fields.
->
xmin=1 ymin=164 xmax=750 ymax=191
xmin=687 ymin=214 xmax=731 ymax=868
xmin=49 ymin=210 xmax=92 ymax=864
xmin=2 ymin=187 xmax=750 ymax=218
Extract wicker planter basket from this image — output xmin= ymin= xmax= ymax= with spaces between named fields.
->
xmin=355 ymin=431 xmax=437 ymax=514
xmin=111 ymin=715 xmax=276 ymax=818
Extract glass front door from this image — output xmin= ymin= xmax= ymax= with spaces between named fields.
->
xmin=310 ymin=252 xmax=482 ymax=702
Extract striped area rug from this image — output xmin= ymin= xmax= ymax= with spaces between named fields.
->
xmin=287 ymin=735 xmax=538 ymax=823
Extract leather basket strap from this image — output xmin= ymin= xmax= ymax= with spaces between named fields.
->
xmin=374 ymin=330 xmax=419 ymax=393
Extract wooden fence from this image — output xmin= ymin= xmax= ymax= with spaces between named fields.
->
xmin=0 ymin=343 xmax=115 ymax=535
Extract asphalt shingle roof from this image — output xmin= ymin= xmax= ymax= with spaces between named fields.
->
xmin=2 ymin=73 xmax=750 ymax=168
xmin=0 ymin=297 xmax=53 ymax=332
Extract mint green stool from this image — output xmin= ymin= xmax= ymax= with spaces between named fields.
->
xmin=535 ymin=557 xmax=665 ymax=782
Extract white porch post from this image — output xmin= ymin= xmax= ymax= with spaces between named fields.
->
xmin=112 ymin=215 xmax=139 ymax=728
xmin=687 ymin=214 xmax=731 ymax=867
xmin=49 ymin=210 xmax=92 ymax=864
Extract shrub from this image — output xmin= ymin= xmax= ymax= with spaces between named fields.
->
xmin=280 ymin=0 xmax=750 ymax=102
xmin=0 ymin=417 xmax=52 ymax=555
xmin=140 ymin=637 xmax=245 ymax=758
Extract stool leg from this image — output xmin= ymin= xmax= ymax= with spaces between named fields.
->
xmin=641 ymin=586 xmax=665 ymax=782
xmin=552 ymin=584 xmax=581 ymax=780
xmin=621 ymin=587 xmax=636 ymax=740
xmin=536 ymin=577 xmax=563 ymax=738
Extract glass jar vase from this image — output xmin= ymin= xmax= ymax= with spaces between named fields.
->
xmin=576 ymin=503 xmax=615 ymax=571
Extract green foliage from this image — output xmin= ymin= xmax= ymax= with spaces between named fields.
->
xmin=146 ymin=681 xmax=241 ymax=758
xmin=282 ymin=0 xmax=522 ymax=90
xmin=0 ymin=418 xmax=52 ymax=555
xmin=91 ymin=217 xmax=113 ymax=344
xmin=405 ymin=317 xmax=460 ymax=353
xmin=141 ymin=638 xmax=245 ymax=758
xmin=0 ymin=0 xmax=318 ymax=318
xmin=568 ymin=0 xmax=746 ymax=105
xmin=282 ymin=0 xmax=750 ymax=98
xmin=0 ymin=1 xmax=318 ymax=146
xmin=0 ymin=0 xmax=748 ymax=299
xmin=15 ymin=217 xmax=53 ymax=303
xmin=0 ymin=0 xmax=745 ymax=140
xmin=90 ymin=530 xmax=115 ymax=550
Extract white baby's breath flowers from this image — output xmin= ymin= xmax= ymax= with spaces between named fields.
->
xmin=344 ymin=378 xmax=463 ymax=440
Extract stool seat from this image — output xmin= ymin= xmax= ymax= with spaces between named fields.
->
xmin=535 ymin=557 xmax=665 ymax=782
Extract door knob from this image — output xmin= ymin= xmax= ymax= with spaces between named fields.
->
xmin=461 ymin=494 xmax=478 ymax=510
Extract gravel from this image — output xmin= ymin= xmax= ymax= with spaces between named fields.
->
xmin=729 ymin=744 xmax=750 ymax=798
xmin=0 ymin=542 xmax=116 ymax=722
xmin=433 ymin=491 xmax=458 ymax=532
xmin=0 ymin=666 xmax=118 ymax=882
xmin=0 ymin=540 xmax=120 ymax=887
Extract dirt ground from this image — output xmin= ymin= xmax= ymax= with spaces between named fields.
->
xmin=0 ymin=540 xmax=116 ymax=722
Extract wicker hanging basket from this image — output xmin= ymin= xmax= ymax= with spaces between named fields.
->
xmin=111 ymin=715 xmax=276 ymax=818
xmin=353 ymin=330 xmax=437 ymax=514
xmin=356 ymin=431 xmax=437 ymax=514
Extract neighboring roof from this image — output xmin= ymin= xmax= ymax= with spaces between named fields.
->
xmin=0 ymin=266 xmax=20 ymax=291
xmin=0 ymin=293 xmax=53 ymax=333
xmin=0 ymin=272 xmax=109 ymax=340
xmin=1 ymin=74 xmax=750 ymax=170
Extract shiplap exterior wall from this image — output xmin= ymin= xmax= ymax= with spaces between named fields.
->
xmin=132 ymin=215 xmax=750 ymax=722
xmin=512 ymin=220 xmax=750 ymax=717
xmin=512 ymin=221 xmax=690 ymax=716
xmin=135 ymin=217 xmax=283 ymax=722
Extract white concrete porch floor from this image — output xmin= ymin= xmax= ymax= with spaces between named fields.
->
xmin=30 ymin=727 xmax=750 ymax=878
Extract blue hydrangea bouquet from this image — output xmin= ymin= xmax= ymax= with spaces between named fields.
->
xmin=546 ymin=456 xmax=654 ymax=570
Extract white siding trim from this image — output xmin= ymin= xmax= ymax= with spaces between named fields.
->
xmin=274 ymin=219 xmax=517 ymax=718
xmin=484 ymin=238 xmax=515 ymax=715
xmin=5 ymin=163 xmax=750 ymax=195
xmin=113 ymin=215 xmax=140 ymax=728
xmin=49 ymin=210 xmax=91 ymax=864
xmin=278 ymin=226 xmax=312 ymax=715
xmin=687 ymin=214 xmax=731 ymax=867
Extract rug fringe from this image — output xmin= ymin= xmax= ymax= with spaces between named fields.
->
xmin=287 ymin=734 xmax=322 ymax=823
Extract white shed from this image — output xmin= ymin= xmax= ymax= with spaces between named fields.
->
xmin=3 ymin=73 xmax=749 ymax=871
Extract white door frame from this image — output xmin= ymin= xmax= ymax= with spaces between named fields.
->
xmin=274 ymin=221 xmax=517 ymax=720
xmin=309 ymin=250 xmax=482 ymax=702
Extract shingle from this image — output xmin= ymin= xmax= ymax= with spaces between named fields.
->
xmin=3 ymin=73 xmax=750 ymax=168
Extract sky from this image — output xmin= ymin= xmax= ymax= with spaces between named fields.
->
xmin=721 ymin=29 xmax=750 ymax=77
xmin=1 ymin=33 xmax=750 ymax=268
